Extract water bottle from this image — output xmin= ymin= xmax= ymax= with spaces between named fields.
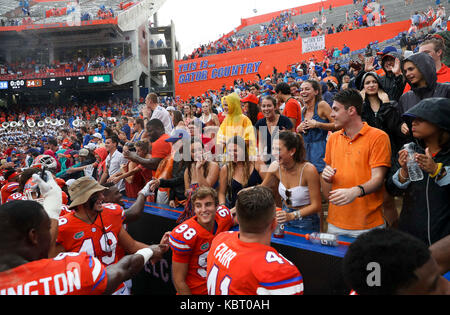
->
xmin=305 ymin=232 xmax=338 ymax=247
xmin=273 ymin=223 xmax=285 ymax=238
xmin=404 ymin=142 xmax=424 ymax=182
xmin=273 ymin=208 xmax=285 ymax=238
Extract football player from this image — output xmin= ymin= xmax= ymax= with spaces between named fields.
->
xmin=0 ymin=174 xmax=165 ymax=295
xmin=53 ymin=177 xmax=168 ymax=295
xmin=169 ymin=186 xmax=237 ymax=295
xmin=206 ymin=186 xmax=303 ymax=295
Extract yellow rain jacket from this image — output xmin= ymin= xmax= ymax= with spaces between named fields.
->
xmin=216 ymin=93 xmax=257 ymax=157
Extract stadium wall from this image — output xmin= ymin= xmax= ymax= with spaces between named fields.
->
xmin=174 ymin=19 xmax=411 ymax=100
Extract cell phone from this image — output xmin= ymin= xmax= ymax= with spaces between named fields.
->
xmin=40 ymin=166 xmax=48 ymax=182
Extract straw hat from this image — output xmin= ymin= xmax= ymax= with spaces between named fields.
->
xmin=68 ymin=176 xmax=106 ymax=209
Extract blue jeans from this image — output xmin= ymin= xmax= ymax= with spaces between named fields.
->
xmin=282 ymin=204 xmax=320 ymax=232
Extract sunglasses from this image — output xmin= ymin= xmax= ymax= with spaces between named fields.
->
xmin=285 ymin=189 xmax=292 ymax=207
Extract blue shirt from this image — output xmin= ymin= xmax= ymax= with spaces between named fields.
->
xmin=122 ymin=124 xmax=131 ymax=140
xmin=83 ymin=134 xmax=92 ymax=146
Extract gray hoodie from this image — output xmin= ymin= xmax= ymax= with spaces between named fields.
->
xmin=398 ymin=52 xmax=450 ymax=115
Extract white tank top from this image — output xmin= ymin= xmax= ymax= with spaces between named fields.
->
xmin=278 ymin=163 xmax=311 ymax=208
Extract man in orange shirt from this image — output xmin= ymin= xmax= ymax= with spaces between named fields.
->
xmin=123 ymin=119 xmax=172 ymax=203
xmin=322 ymin=68 xmax=339 ymax=85
xmin=123 ymin=119 xmax=172 ymax=177
xmin=275 ymin=82 xmax=302 ymax=129
xmin=322 ymin=89 xmax=391 ymax=238
xmin=403 ymin=35 xmax=450 ymax=93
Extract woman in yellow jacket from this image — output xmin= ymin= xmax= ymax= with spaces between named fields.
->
xmin=216 ymin=93 xmax=257 ymax=161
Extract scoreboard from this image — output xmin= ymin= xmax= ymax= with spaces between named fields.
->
xmin=0 ymin=74 xmax=112 ymax=91
xmin=26 ymin=79 xmax=43 ymax=88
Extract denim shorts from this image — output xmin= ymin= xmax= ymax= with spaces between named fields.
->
xmin=282 ymin=204 xmax=320 ymax=232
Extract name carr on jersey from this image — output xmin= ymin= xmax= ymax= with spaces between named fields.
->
xmin=213 ymin=243 xmax=237 ymax=269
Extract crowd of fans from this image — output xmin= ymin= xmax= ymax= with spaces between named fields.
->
xmin=183 ymin=1 xmax=390 ymax=60
xmin=97 ymin=6 xmax=115 ymax=20
xmin=0 ymin=54 xmax=125 ymax=80
xmin=408 ymin=5 xmax=447 ymax=35
xmin=0 ymin=4 xmax=449 ymax=296
xmin=0 ymin=1 xmax=137 ymax=27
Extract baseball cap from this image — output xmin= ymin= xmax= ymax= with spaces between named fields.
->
xmin=78 ymin=148 xmax=89 ymax=157
xmin=240 ymin=94 xmax=259 ymax=104
xmin=377 ymin=46 xmax=398 ymax=56
xmin=92 ymin=133 xmax=102 ymax=139
xmin=166 ymin=128 xmax=190 ymax=143
xmin=84 ymin=143 xmax=97 ymax=150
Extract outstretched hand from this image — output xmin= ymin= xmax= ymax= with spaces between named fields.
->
xmin=32 ymin=171 xmax=62 ymax=220
xmin=148 ymin=232 xmax=171 ymax=264
xmin=392 ymin=57 xmax=402 ymax=76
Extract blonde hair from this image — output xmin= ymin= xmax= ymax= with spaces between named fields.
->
xmin=225 ymin=136 xmax=252 ymax=196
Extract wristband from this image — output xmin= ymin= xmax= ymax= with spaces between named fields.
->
xmin=135 ymin=248 xmax=154 ymax=264
xmin=357 ymin=185 xmax=366 ymax=197
xmin=399 ymin=169 xmax=409 ymax=181
xmin=430 ymin=163 xmax=443 ymax=178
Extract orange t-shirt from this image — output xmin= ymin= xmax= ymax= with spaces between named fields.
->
xmin=151 ymin=134 xmax=172 ymax=159
xmin=282 ymin=98 xmax=302 ymax=128
xmin=323 ymin=123 xmax=391 ymax=230
xmin=149 ymin=134 xmax=172 ymax=177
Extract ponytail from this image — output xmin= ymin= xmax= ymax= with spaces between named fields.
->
xmin=278 ymin=131 xmax=306 ymax=163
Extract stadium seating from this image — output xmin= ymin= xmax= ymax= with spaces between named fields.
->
xmin=186 ymin=0 xmax=449 ymax=59
xmin=0 ymin=0 xmax=133 ymax=26
xmin=0 ymin=1 xmax=21 ymax=17
xmin=237 ymin=0 xmax=443 ymax=38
